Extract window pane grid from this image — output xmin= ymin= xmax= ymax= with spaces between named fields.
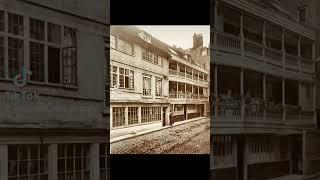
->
xmin=155 ymin=78 xmax=162 ymax=97
xmin=30 ymin=42 xmax=44 ymax=82
xmin=111 ymin=65 xmax=134 ymax=89
xmin=99 ymin=143 xmax=107 ymax=180
xmin=30 ymin=18 xmax=45 ymax=41
xmin=0 ymin=37 xmax=4 ymax=78
xmin=112 ymin=107 xmax=125 ymax=127
xmin=8 ymin=13 xmax=24 ymax=36
xmin=48 ymin=23 xmax=61 ymax=44
xmin=8 ymin=37 xmax=24 ymax=78
xmin=62 ymin=27 xmax=77 ymax=86
xmin=141 ymin=107 xmax=161 ymax=123
xmin=143 ymin=75 xmax=151 ymax=96
xmin=8 ymin=144 xmax=48 ymax=179
xmin=0 ymin=11 xmax=4 ymax=31
xmin=128 ymin=107 xmax=138 ymax=125
xmin=57 ymin=144 xmax=90 ymax=180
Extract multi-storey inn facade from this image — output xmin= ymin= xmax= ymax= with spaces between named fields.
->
xmin=168 ymin=34 xmax=210 ymax=123
xmin=110 ymin=26 xmax=210 ymax=139
xmin=0 ymin=0 xmax=108 ymax=180
xmin=110 ymin=26 xmax=171 ymax=138
xmin=211 ymin=0 xmax=319 ymax=179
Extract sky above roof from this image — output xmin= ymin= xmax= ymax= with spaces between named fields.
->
xmin=136 ymin=26 xmax=210 ymax=49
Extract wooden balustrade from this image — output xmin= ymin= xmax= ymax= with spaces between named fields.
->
xmin=212 ymin=31 xmax=314 ymax=73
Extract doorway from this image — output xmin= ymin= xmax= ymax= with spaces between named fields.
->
xmin=291 ymin=135 xmax=302 ymax=174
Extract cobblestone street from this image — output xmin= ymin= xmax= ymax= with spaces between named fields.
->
xmin=111 ymin=118 xmax=210 ymax=154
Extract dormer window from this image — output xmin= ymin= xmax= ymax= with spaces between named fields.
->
xmin=140 ymin=32 xmax=151 ymax=43
xmin=298 ymin=6 xmax=307 ymax=24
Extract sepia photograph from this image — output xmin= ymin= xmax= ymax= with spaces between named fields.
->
xmin=109 ymin=25 xmax=210 ymax=154
xmin=211 ymin=0 xmax=320 ymax=180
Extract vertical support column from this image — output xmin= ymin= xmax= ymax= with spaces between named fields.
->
xmin=125 ymin=106 xmax=128 ymax=126
xmin=263 ymin=74 xmax=267 ymax=121
xmin=240 ymin=11 xmax=244 ymax=56
xmin=241 ymin=68 xmax=244 ymax=121
xmin=4 ymin=12 xmax=8 ymax=78
xmin=312 ymin=42 xmax=317 ymax=124
xmin=165 ymin=106 xmax=170 ymax=126
xmin=281 ymin=28 xmax=286 ymax=69
xmin=91 ymin=143 xmax=100 ymax=180
xmin=110 ymin=106 xmax=113 ymax=129
xmin=289 ymin=137 xmax=293 ymax=174
xmin=185 ymin=83 xmax=187 ymax=99
xmin=0 ymin=145 xmax=8 ymax=180
xmin=302 ymin=131 xmax=307 ymax=175
xmin=138 ymin=106 xmax=142 ymax=124
xmin=25 ymin=16 xmax=30 ymax=75
xmin=48 ymin=144 xmax=57 ymax=180
xmin=214 ymin=65 xmax=218 ymax=119
xmin=44 ymin=22 xmax=48 ymax=83
xmin=213 ymin=0 xmax=218 ymax=48
xmin=262 ymin=21 xmax=266 ymax=59
xmin=298 ymin=36 xmax=302 ymax=73
xmin=177 ymin=81 xmax=179 ymax=98
xmin=243 ymin=136 xmax=248 ymax=180
xmin=282 ymin=79 xmax=286 ymax=121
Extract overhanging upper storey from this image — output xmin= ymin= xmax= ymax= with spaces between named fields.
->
xmin=211 ymin=0 xmax=317 ymax=82
xmin=219 ymin=0 xmax=316 ymax=39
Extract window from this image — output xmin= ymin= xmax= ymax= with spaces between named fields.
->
xmin=48 ymin=23 xmax=61 ymax=44
xmin=111 ymin=65 xmax=134 ymax=89
xmin=8 ymin=144 xmax=48 ymax=179
xmin=0 ymin=11 xmax=4 ymax=31
xmin=306 ymin=84 xmax=311 ymax=98
xmin=30 ymin=18 xmax=45 ymax=41
xmin=112 ymin=107 xmax=125 ymax=127
xmin=141 ymin=33 xmax=151 ymax=43
xmin=298 ymin=7 xmax=307 ymax=24
xmin=212 ymin=136 xmax=233 ymax=157
xmin=154 ymin=55 xmax=162 ymax=66
xmin=8 ymin=13 xmax=24 ymax=36
xmin=57 ymin=144 xmax=90 ymax=180
xmin=110 ymin=35 xmax=116 ymax=49
xmin=143 ymin=74 xmax=151 ymax=96
xmin=99 ymin=143 xmax=107 ymax=180
xmin=141 ymin=107 xmax=161 ymax=123
xmin=30 ymin=42 xmax=45 ymax=82
xmin=128 ymin=107 xmax=138 ymax=125
xmin=155 ymin=77 xmax=162 ymax=97
xmin=0 ymin=37 xmax=4 ymax=78
xmin=117 ymin=38 xmax=132 ymax=55
xmin=142 ymin=49 xmax=154 ymax=63
xmin=111 ymin=65 xmax=117 ymax=87
xmin=63 ymin=27 xmax=77 ymax=86
xmin=8 ymin=38 xmax=24 ymax=78
xmin=48 ymin=46 xmax=61 ymax=84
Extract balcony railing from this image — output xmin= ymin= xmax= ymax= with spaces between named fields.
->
xmin=212 ymin=31 xmax=314 ymax=73
xmin=178 ymin=71 xmax=185 ymax=77
xmin=169 ymin=69 xmax=178 ymax=75
xmin=169 ymin=69 xmax=209 ymax=85
xmin=186 ymin=74 xmax=193 ymax=80
xmin=213 ymin=101 xmax=315 ymax=124
xmin=169 ymin=91 xmax=208 ymax=100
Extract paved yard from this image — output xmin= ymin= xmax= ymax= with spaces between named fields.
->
xmin=111 ymin=118 xmax=210 ymax=154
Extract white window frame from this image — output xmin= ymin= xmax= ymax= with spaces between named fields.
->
xmin=142 ymin=74 xmax=151 ymax=96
